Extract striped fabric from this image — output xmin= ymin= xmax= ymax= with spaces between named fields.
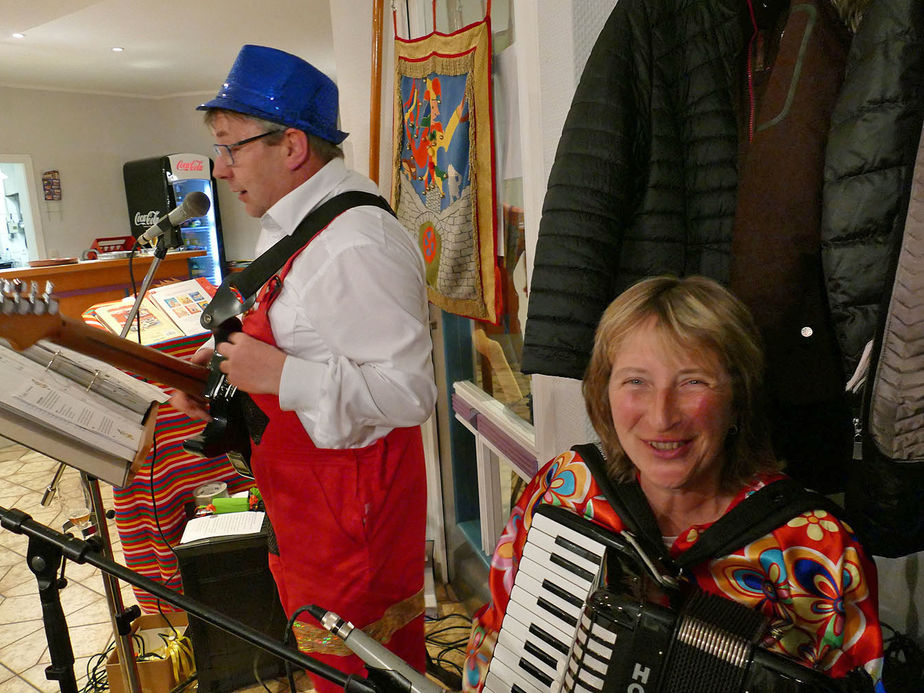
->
xmin=82 ymin=316 xmax=253 ymax=612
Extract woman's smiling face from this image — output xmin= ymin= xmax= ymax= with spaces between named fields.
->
xmin=607 ymin=317 xmax=735 ymax=498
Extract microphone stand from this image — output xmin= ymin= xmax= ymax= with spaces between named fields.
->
xmin=0 ymin=504 xmax=378 ymax=693
xmin=119 ymin=229 xmax=181 ymax=339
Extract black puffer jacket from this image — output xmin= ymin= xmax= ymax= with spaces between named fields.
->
xmin=522 ymin=0 xmax=922 ymax=386
xmin=822 ymin=0 xmax=924 ymax=378
xmin=521 ymin=0 xmax=744 ymax=379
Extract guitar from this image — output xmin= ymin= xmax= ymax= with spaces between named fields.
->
xmin=180 ymin=317 xmax=256 ymax=479
xmin=0 ymin=280 xmax=254 ymax=478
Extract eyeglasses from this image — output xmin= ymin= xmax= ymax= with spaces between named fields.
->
xmin=212 ymin=130 xmax=282 ymax=166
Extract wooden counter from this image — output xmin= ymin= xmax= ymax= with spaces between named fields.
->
xmin=0 ymin=250 xmax=206 ymax=318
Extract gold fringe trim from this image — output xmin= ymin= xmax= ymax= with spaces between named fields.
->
xmin=292 ymin=590 xmax=425 ymax=656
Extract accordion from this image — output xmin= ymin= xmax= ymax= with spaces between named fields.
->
xmin=484 ymin=504 xmax=841 ymax=693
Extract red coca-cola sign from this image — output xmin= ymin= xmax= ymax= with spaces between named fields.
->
xmin=175 ymin=159 xmax=204 ymax=172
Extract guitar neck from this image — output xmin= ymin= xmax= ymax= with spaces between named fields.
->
xmin=12 ymin=313 xmax=209 ymax=395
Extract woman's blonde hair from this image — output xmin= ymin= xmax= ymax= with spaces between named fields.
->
xmin=583 ymin=275 xmax=778 ymax=490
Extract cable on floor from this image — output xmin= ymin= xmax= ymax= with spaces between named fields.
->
xmin=425 ymin=612 xmax=471 ymax=691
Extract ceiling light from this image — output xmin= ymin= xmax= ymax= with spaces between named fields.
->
xmin=111 ymin=46 xmax=124 ymax=52
xmin=11 ymin=33 xmax=25 ymax=39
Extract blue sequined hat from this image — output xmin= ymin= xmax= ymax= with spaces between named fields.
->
xmin=198 ymin=44 xmax=348 ymax=144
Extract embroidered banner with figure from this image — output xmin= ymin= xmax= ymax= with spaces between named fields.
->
xmin=392 ymin=15 xmax=500 ymax=323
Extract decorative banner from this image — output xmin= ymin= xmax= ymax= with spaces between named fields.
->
xmin=392 ymin=17 xmax=500 ymax=323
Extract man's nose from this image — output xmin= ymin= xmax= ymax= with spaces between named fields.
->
xmin=212 ymin=156 xmax=231 ymax=179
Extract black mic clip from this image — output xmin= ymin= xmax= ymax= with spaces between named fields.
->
xmin=344 ymin=674 xmax=383 ymax=693
xmin=363 ymin=667 xmax=416 ymax=693
xmin=152 ymin=225 xmax=185 ymax=257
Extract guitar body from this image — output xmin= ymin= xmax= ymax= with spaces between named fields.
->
xmin=182 ymin=317 xmax=255 ymax=478
xmin=182 ymin=395 xmax=253 ymax=479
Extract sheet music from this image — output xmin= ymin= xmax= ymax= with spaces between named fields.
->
xmin=0 ymin=346 xmax=145 ymax=460
xmin=33 ymin=341 xmax=170 ymax=406
xmin=180 ymin=511 xmax=266 ymax=544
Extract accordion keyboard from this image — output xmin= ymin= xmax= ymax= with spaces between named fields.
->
xmin=484 ymin=506 xmax=613 ymax=693
xmin=481 ymin=505 xmax=838 ymax=693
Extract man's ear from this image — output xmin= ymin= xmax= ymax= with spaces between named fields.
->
xmin=282 ymin=128 xmax=310 ymax=171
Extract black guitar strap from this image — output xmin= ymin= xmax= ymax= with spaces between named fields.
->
xmin=202 ymin=190 xmax=394 ymax=329
xmin=571 ymin=442 xmax=846 ymax=573
xmin=196 ymin=190 xmax=394 ymax=453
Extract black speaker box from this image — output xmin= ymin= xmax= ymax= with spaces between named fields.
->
xmin=175 ymin=519 xmax=288 ymax=692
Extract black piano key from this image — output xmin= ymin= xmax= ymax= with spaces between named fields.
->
xmin=512 ymin=685 xmax=528 ymax=693
xmin=519 ymin=658 xmax=554 ymax=687
xmin=542 ymin=578 xmax=586 ymax=608
xmin=555 ymin=535 xmax=603 ymax=564
xmin=537 ymin=596 xmax=578 ymax=628
xmin=528 ymin=622 xmax=570 ymax=655
xmin=524 ymin=640 xmax=559 ymax=670
xmin=549 ymin=552 xmax=595 ymax=583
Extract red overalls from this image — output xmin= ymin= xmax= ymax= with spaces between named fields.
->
xmin=242 ymin=237 xmax=428 ymax=693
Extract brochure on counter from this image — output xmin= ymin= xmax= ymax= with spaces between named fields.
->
xmin=87 ymin=278 xmax=217 ymax=345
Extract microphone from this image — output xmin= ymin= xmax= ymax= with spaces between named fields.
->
xmin=308 ymin=605 xmax=445 ymax=693
xmin=138 ymin=191 xmax=210 ymax=245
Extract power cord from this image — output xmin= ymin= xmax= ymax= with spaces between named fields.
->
xmin=425 ymin=612 xmax=471 ymax=691
xmin=147 ymin=432 xmax=184 ymax=630
xmin=79 ymin=634 xmax=156 ymax=693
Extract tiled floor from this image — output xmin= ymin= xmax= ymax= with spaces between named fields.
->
xmin=0 ymin=437 xmax=473 ymax=693
xmin=0 ymin=438 xmax=139 ymax=693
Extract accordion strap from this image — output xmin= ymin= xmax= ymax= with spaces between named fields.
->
xmin=572 ymin=442 xmax=844 ymax=574
xmin=574 ymin=442 xmax=676 ymax=569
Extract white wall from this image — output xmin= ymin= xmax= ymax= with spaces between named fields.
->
xmin=0 ymin=86 xmax=260 ymax=263
xmin=514 ymin=0 xmax=617 ymax=465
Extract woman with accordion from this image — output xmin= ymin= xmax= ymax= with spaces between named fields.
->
xmin=463 ymin=276 xmax=884 ymax=692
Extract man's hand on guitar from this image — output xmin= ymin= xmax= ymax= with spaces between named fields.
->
xmin=215 ymin=332 xmax=285 ymax=395
xmin=169 ymin=347 xmax=214 ymax=421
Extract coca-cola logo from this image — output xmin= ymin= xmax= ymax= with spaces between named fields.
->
xmin=134 ymin=211 xmax=160 ymax=226
xmin=175 ymin=159 xmax=204 ymax=171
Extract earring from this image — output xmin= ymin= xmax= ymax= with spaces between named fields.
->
xmin=728 ymin=424 xmax=739 ymax=436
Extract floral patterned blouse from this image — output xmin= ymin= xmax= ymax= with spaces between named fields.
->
xmin=462 ymin=448 xmax=885 ymax=692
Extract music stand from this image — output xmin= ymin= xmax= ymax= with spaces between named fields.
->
xmin=37 ymin=230 xmax=185 ymax=693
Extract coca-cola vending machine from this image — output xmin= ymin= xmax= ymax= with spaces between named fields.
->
xmin=123 ymin=153 xmax=227 ymax=286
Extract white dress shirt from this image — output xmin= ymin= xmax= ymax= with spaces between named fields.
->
xmin=254 ymin=158 xmax=436 ymax=448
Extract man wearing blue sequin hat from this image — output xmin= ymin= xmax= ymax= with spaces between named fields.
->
xmin=171 ymin=45 xmax=436 ymax=692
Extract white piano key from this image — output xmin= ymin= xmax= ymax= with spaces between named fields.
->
xmin=485 ymin=670 xmax=535 ymax=693
xmin=514 ymin=569 xmax=585 ymax=614
xmin=490 ymin=642 xmax=552 ymax=693
xmin=506 ymin=591 xmax=577 ymax=647
xmin=518 ymin=554 xmax=592 ymax=606
xmin=497 ymin=608 xmax=571 ymax=657
xmin=497 ymin=627 xmax=560 ymax=684
xmin=524 ymin=523 xmax=604 ymax=577
xmin=521 ymin=542 xmax=597 ymax=593
xmin=510 ymin=578 xmax=581 ymax=634
xmin=530 ymin=513 xmax=607 ymax=561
